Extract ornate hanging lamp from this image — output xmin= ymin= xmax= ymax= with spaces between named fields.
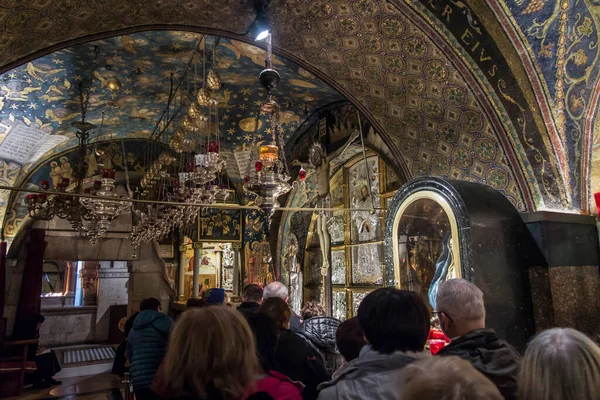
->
xmin=243 ymin=31 xmax=291 ymax=225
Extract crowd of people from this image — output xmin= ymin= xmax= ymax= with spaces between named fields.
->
xmin=120 ymin=279 xmax=600 ymax=400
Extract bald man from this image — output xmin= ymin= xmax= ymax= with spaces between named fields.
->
xmin=263 ymin=281 xmax=301 ymax=332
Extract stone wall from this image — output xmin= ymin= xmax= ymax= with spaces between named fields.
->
xmin=129 ymin=242 xmax=175 ymax=315
xmin=3 ymin=215 xmax=174 ymax=342
xmin=95 ymin=261 xmax=129 ymax=342
xmin=39 ymin=306 xmax=97 ymax=347
xmin=4 ymin=257 xmax=25 ymax=336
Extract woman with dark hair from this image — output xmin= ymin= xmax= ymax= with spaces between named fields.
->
xmin=247 ymin=313 xmax=302 ymax=400
xmin=258 ymin=298 xmax=329 ymax=400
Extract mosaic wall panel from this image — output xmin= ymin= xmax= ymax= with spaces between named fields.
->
xmin=269 ymin=1 xmax=528 ymax=210
xmin=331 ymin=249 xmax=346 ymax=285
xmin=351 ymin=244 xmax=383 ymax=285
xmin=333 ymin=290 xmax=347 ymax=321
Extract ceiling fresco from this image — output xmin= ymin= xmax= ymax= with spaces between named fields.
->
xmin=0 ymin=30 xmax=345 ymax=240
xmin=0 ymin=31 xmax=344 ymax=152
xmin=1 ymin=0 xmax=598 ymax=213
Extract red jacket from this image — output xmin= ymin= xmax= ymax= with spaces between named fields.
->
xmin=254 ymin=371 xmax=303 ymax=400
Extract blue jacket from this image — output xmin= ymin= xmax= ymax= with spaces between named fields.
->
xmin=127 ymin=310 xmax=174 ymax=390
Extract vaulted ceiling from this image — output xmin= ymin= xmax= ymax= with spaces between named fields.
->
xmin=0 ymin=0 xmax=598 ymax=242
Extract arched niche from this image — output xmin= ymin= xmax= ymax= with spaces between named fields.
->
xmin=384 ymin=177 xmax=537 ymax=351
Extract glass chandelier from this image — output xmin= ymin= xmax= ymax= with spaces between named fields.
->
xmin=130 ymin=37 xmax=228 ymax=251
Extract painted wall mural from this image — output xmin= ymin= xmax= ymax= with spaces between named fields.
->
xmin=2 ymin=139 xmax=153 ymax=239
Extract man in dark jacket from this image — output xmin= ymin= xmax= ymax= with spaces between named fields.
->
xmin=318 ymin=288 xmax=431 ymax=400
xmin=238 ymin=284 xmax=263 ymax=318
xmin=127 ymin=298 xmax=173 ymax=400
xmin=435 ymin=279 xmax=520 ymax=400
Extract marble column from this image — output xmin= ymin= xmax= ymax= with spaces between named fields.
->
xmin=232 ymin=243 xmax=241 ymax=296
xmin=178 ymin=239 xmax=188 ymax=301
xmin=192 ymin=244 xmax=201 ymax=298
xmin=81 ymin=262 xmax=99 ymax=306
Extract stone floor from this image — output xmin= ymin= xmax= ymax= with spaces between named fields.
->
xmin=9 ymin=373 xmax=124 ymax=400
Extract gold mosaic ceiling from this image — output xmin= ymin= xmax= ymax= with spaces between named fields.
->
xmin=0 ymin=0 xmax=529 ymax=210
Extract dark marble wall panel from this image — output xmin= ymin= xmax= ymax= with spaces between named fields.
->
xmin=523 ymin=213 xmax=600 ymax=267
xmin=528 ymin=266 xmax=555 ymax=332
xmin=548 ymin=266 xmax=600 ymax=337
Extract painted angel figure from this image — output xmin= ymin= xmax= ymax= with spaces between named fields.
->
xmin=292 ymin=131 xmax=359 ymax=275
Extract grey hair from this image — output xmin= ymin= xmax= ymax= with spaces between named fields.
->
xmin=263 ymin=281 xmax=289 ymax=300
xmin=518 ymin=328 xmax=600 ymax=400
xmin=435 ymin=279 xmax=485 ymax=322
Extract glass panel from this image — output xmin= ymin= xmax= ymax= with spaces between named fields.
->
xmin=305 ymin=251 xmax=323 ymax=286
xmin=352 ymin=291 xmax=369 ymax=316
xmin=328 ymin=211 xmax=345 ymax=245
xmin=396 ymin=198 xmax=455 ymax=311
xmin=351 ymin=244 xmax=383 ymax=285
xmin=331 ymin=250 xmax=346 ymax=285
xmin=333 ymin=290 xmax=347 ymax=321
xmin=349 ymin=156 xmax=381 ymax=243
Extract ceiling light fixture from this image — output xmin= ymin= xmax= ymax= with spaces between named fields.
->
xmin=250 ymin=0 xmax=271 ymax=41
xmin=256 ymin=29 xmax=270 ymax=41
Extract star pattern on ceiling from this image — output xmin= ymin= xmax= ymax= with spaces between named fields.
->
xmin=0 ymin=31 xmax=344 ymax=156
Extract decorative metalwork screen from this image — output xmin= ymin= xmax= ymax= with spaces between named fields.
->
xmin=304 ymin=153 xmax=399 ymax=320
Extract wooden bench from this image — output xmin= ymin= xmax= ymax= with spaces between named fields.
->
xmin=0 ymin=319 xmax=38 ymax=397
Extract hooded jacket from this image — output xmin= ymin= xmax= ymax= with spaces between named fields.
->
xmin=127 ymin=310 xmax=174 ymax=390
xmin=436 ymin=328 xmax=520 ymax=400
xmin=296 ymin=317 xmax=343 ymax=374
xmin=317 ymin=346 xmax=428 ymax=400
